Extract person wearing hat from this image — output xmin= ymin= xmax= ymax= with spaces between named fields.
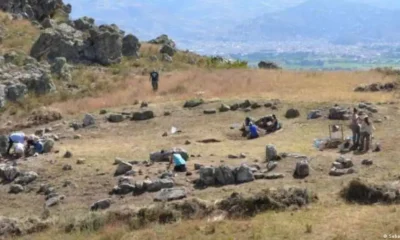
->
xmin=168 ymin=151 xmax=187 ymax=172
xmin=359 ymin=116 xmax=375 ymax=152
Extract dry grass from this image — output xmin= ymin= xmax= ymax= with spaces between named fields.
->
xmin=51 ymin=69 xmax=395 ymax=115
xmin=0 ymin=11 xmax=40 ymax=54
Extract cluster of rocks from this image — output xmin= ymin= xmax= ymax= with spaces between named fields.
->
xmin=329 ymin=156 xmax=356 ymax=176
xmin=258 ymin=61 xmax=281 ymax=70
xmin=354 ymin=82 xmax=396 ymax=92
xmin=0 ymin=52 xmax=63 ymax=108
xmin=37 ymin=183 xmax=65 ymax=207
xmin=0 ymin=165 xmax=38 ymax=194
xmin=328 ymin=105 xmax=351 ymax=120
xmin=107 ymin=110 xmax=155 ymax=123
xmin=358 ymin=102 xmax=378 ymax=113
xmin=197 ymin=164 xmax=256 ymax=187
xmin=110 ymin=176 xmax=175 ymax=196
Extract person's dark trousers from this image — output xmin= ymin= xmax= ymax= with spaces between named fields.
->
xmin=359 ymin=132 xmax=371 ymax=152
xmin=7 ymin=137 xmax=13 ymax=155
xmin=351 ymin=125 xmax=360 ymax=149
xmin=174 ymin=165 xmax=187 ymax=172
xmin=152 ymin=81 xmax=158 ymax=91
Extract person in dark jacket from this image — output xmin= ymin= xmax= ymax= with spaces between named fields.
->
xmin=149 ymin=70 xmax=159 ymax=91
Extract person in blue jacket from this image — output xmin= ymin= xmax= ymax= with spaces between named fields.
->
xmin=248 ymin=122 xmax=262 ymax=139
xmin=168 ymin=152 xmax=187 ymax=172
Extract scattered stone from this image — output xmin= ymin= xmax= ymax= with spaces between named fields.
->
xmin=230 ymin=103 xmax=239 ymax=111
xmin=197 ymin=138 xmax=221 ymax=143
xmin=45 ymin=195 xmax=65 ymax=207
xmin=285 ymin=108 xmax=300 ymax=119
xmin=251 ymin=102 xmax=261 ymax=109
xmin=62 ymin=164 xmax=72 ymax=171
xmin=108 ymin=114 xmax=124 ymax=123
xmin=239 ymin=100 xmax=251 ymax=109
xmin=82 ymin=114 xmax=95 ymax=127
xmin=307 ymin=110 xmax=322 ymax=119
xmin=183 ymin=99 xmax=204 ymax=108
xmin=154 ymin=188 xmax=187 ymax=202
xmin=293 ymin=160 xmax=310 ymax=178
xmin=147 ymin=179 xmax=174 ymax=192
xmin=329 ymin=168 xmax=355 ymax=176
xmin=111 ymin=183 xmax=136 ymax=195
xmin=140 ymin=101 xmax=148 ymax=108
xmin=122 ymin=34 xmax=140 ymax=57
xmin=335 ymin=156 xmax=354 ymax=169
xmin=199 ymin=167 xmax=216 ymax=186
xmin=186 ymin=172 xmax=192 ymax=176
xmin=264 ymin=102 xmax=273 ymax=108
xmin=361 ymin=159 xmax=373 ymax=166
xmin=99 ymin=109 xmax=107 ymax=115
xmin=266 ymin=145 xmax=278 ymax=162
xmin=114 ymin=162 xmax=133 ymax=176
xmin=9 ymin=184 xmax=24 ymax=194
xmin=329 ymin=106 xmax=350 ymax=120
xmin=219 ymin=104 xmax=230 ymax=112
xmin=15 ymin=171 xmax=38 ymax=185
xmin=0 ymin=165 xmax=20 ymax=182
xmin=266 ymin=161 xmax=278 ymax=172
xmin=235 ymin=165 xmax=255 ymax=184
xmin=239 ymin=153 xmax=246 ymax=158
xmin=76 ymin=158 xmax=85 ymax=165
xmin=264 ymin=173 xmax=285 ymax=180
xmin=161 ymin=53 xmax=173 ymax=62
xmin=258 ymin=61 xmax=280 ymax=69
xmin=204 ymin=109 xmax=217 ymax=115
xmin=73 ymin=134 xmax=81 ymax=140
xmin=185 ymin=140 xmax=191 ymax=145
xmin=160 ymin=172 xmax=174 ymax=179
xmin=373 ymin=143 xmax=381 ymax=152
xmin=215 ymin=165 xmax=235 ymax=185
xmin=162 ymin=132 xmax=168 ymax=137
xmin=63 ymin=151 xmax=72 ymax=158
xmin=131 ymin=110 xmax=155 ymax=121
xmin=90 ymin=199 xmax=112 ymax=211
xmin=194 ymin=163 xmax=204 ymax=170
xmin=160 ymin=44 xmax=176 ymax=57
xmin=42 ymin=139 xmax=55 ymax=153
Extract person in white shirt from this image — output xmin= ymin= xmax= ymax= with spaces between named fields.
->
xmin=350 ymin=108 xmax=361 ymax=150
xmin=359 ymin=117 xmax=375 ymax=152
xmin=7 ymin=132 xmax=29 ymax=155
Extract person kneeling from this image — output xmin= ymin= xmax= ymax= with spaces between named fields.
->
xmin=169 ymin=152 xmax=187 ymax=172
xmin=248 ymin=123 xmax=262 ymax=140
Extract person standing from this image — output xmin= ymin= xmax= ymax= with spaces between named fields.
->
xmin=359 ymin=117 xmax=375 ymax=152
xmin=149 ymin=70 xmax=159 ymax=91
xmin=350 ymin=108 xmax=361 ymax=150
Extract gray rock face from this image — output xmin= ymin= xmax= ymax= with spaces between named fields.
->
xmin=0 ymin=166 xmax=20 ymax=182
xmin=329 ymin=106 xmax=350 ymax=120
xmin=122 ymin=34 xmax=141 ymax=57
xmin=294 ymin=160 xmax=310 ymax=178
xmin=285 ymin=108 xmax=300 ymax=119
xmin=266 ymin=145 xmax=278 ymax=161
xmin=131 ymin=111 xmax=154 ymax=121
xmin=234 ymin=165 xmax=255 ymax=184
xmin=0 ymin=135 xmax=9 ymax=155
xmin=51 ymin=57 xmax=72 ymax=81
xmin=5 ymin=83 xmax=27 ymax=101
xmin=88 ymin=25 xmax=123 ymax=65
xmin=114 ymin=162 xmax=133 ymax=176
xmin=112 ymin=183 xmax=136 ymax=195
xmin=154 ymin=187 xmax=186 ymax=202
xmin=160 ymin=44 xmax=176 ymax=57
xmin=215 ymin=165 xmax=235 ymax=185
xmin=0 ymin=0 xmax=71 ymax=22
xmin=9 ymin=184 xmax=24 ymax=194
xmin=108 ymin=114 xmax=124 ymax=123
xmin=15 ymin=171 xmax=38 ymax=185
xmin=199 ymin=167 xmax=216 ymax=186
xmin=147 ymin=179 xmax=174 ymax=192
xmin=90 ymin=198 xmax=111 ymax=211
xmin=82 ymin=113 xmax=95 ymax=127
xmin=74 ymin=17 xmax=95 ymax=31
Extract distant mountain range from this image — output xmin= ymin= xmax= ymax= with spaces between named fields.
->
xmin=232 ymin=0 xmax=400 ymax=44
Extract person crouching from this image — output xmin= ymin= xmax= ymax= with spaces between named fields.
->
xmin=168 ymin=152 xmax=187 ymax=172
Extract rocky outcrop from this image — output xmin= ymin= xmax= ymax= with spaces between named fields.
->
xmin=148 ymin=34 xmax=176 ymax=48
xmin=258 ymin=61 xmax=280 ymax=69
xmin=122 ymin=34 xmax=141 ymax=58
xmin=354 ymin=82 xmax=397 ymax=92
xmin=0 ymin=0 xmax=71 ymax=21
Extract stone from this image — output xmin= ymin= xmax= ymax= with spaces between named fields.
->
xmin=164 ymin=111 xmax=171 ymax=116
xmin=185 ymin=140 xmax=191 ymax=145
xmin=148 ymin=34 xmax=176 ymax=47
xmin=76 ymin=158 xmax=85 ymax=165
xmin=114 ymin=162 xmax=133 ymax=176
xmin=108 ymin=114 xmax=124 ymax=123
xmin=294 ymin=160 xmax=309 ymax=178
xmin=99 ymin=109 xmax=107 ymax=115
xmin=42 ymin=139 xmax=55 ymax=153
xmin=160 ymin=172 xmax=174 ymax=179
xmin=199 ymin=167 xmax=216 ymax=186
xmin=194 ymin=163 xmax=204 ymax=170
xmin=62 ymin=164 xmax=72 ymax=171
xmin=183 ymin=99 xmax=204 ymax=108
xmin=63 ymin=151 xmax=72 ymax=158
xmin=9 ymin=184 xmax=24 ymax=194
xmin=122 ymin=34 xmax=141 ymax=57
xmin=234 ymin=165 xmax=255 ymax=184
xmin=131 ymin=111 xmax=155 ymax=121
xmin=264 ymin=102 xmax=273 ymax=108
xmin=45 ymin=195 xmax=65 ymax=207
xmin=149 ymin=55 xmax=158 ymax=62
xmin=82 ymin=113 xmax=95 ymax=127
xmin=254 ymin=173 xmax=265 ymax=180
xmin=266 ymin=145 xmax=278 ymax=161
xmin=239 ymin=100 xmax=251 ymax=109
xmin=0 ymin=166 xmax=20 ymax=182
xmin=15 ymin=171 xmax=38 ymax=185
xmin=258 ymin=61 xmax=280 ymax=69
xmin=362 ymin=159 xmax=373 ymax=166
xmin=285 ymin=108 xmax=300 ymax=119
xmin=162 ymin=132 xmax=168 ymax=137
xmin=51 ymin=57 xmax=72 ymax=81
xmin=329 ymin=168 xmax=352 ymax=176
xmin=366 ymin=105 xmax=378 ymax=113
xmin=230 ymin=103 xmax=239 ymax=111
xmin=74 ymin=16 xmax=95 ymax=31
xmin=264 ymin=173 xmax=285 ymax=179
xmin=90 ymin=199 xmax=112 ymax=211
xmin=251 ymin=102 xmax=261 ymax=109
xmin=147 ymin=179 xmax=174 ymax=192
xmin=162 ymin=53 xmax=173 ymax=62
xmin=204 ymin=109 xmax=217 ymax=115
xmin=215 ymin=165 xmax=235 ymax=185
xmin=307 ymin=110 xmax=322 ymax=119
xmin=160 ymin=44 xmax=176 ymax=56
xmin=335 ymin=156 xmax=353 ymax=169
xmin=5 ymin=83 xmax=27 ymax=101
xmin=266 ymin=161 xmax=278 ymax=172
xmin=112 ymin=183 xmax=136 ymax=195
xmin=219 ymin=104 xmax=230 ymax=112
xmin=154 ymin=188 xmax=186 ymax=202
xmin=0 ymin=135 xmax=9 ymax=154
xmin=73 ymin=134 xmax=82 ymax=140
xmin=140 ymin=101 xmax=148 ymax=108
xmin=329 ymin=106 xmax=350 ymax=120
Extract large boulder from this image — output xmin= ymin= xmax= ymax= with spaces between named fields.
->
xmin=5 ymin=83 xmax=27 ymax=101
xmin=266 ymin=144 xmax=278 ymax=162
xmin=0 ymin=166 xmax=20 ymax=182
xmin=90 ymin=198 xmax=111 ymax=211
xmin=199 ymin=167 xmax=216 ymax=186
xmin=0 ymin=217 xmax=21 ymax=237
xmin=234 ymin=165 xmax=254 ymax=184
xmin=42 ymin=139 xmax=55 ymax=153
xmin=73 ymin=16 xmax=95 ymax=31
xmin=131 ymin=110 xmax=154 ymax=121
xmin=148 ymin=34 xmax=176 ymax=48
xmin=108 ymin=114 xmax=124 ymax=123
xmin=9 ymin=184 xmax=24 ymax=194
xmin=307 ymin=110 xmax=322 ymax=119
xmin=122 ymin=34 xmax=141 ymax=58
xmin=160 ymin=44 xmax=176 ymax=57
xmin=215 ymin=165 xmax=235 ymax=185
xmin=154 ymin=188 xmax=186 ymax=202
xmin=0 ymin=135 xmax=9 ymax=155
xmin=294 ymin=160 xmax=310 ymax=178
xmin=50 ymin=57 xmax=72 ymax=81
xmin=114 ymin=162 xmax=133 ymax=176
xmin=183 ymin=99 xmax=204 ymax=108
xmin=15 ymin=171 xmax=38 ymax=185
xmin=82 ymin=113 xmax=95 ymax=127
xmin=329 ymin=106 xmax=350 ymax=120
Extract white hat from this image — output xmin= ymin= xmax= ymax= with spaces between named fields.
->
xmin=14 ymin=143 xmax=25 ymax=155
